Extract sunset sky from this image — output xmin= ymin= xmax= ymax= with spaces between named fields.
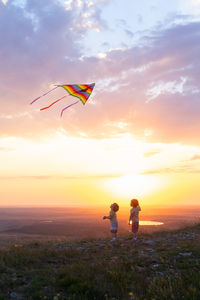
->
xmin=0 ymin=0 xmax=200 ymax=207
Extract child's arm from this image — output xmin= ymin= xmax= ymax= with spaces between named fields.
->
xmin=103 ymin=211 xmax=113 ymax=220
xmin=103 ymin=215 xmax=111 ymax=220
xmin=128 ymin=211 xmax=135 ymax=224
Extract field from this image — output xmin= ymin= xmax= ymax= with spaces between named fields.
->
xmin=0 ymin=222 xmax=199 ymax=299
xmin=0 ymin=207 xmax=199 ymax=299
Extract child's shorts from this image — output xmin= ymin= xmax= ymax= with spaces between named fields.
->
xmin=110 ymin=229 xmax=117 ymax=233
xmin=132 ymin=222 xmax=139 ymax=233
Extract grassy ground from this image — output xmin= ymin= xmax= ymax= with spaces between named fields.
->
xmin=0 ymin=223 xmax=199 ymax=300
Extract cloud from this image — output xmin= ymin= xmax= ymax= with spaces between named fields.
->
xmin=1 ymin=2 xmax=200 ymax=145
xmin=0 ymin=0 xmax=107 ymax=100
xmin=0 ymin=175 xmax=53 ymax=180
xmin=0 ymin=173 xmax=121 ymax=180
xmin=0 ymin=0 xmax=79 ymax=102
xmin=142 ymin=166 xmax=200 ymax=174
xmin=189 ymin=154 xmax=200 ymax=161
xmin=124 ymin=29 xmax=134 ymax=38
xmin=144 ymin=151 xmax=161 ymax=158
xmin=80 ymin=21 xmax=200 ymax=144
xmin=0 ymin=147 xmax=14 ymax=152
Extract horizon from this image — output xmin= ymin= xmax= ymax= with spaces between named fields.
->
xmin=0 ymin=204 xmax=200 ymax=208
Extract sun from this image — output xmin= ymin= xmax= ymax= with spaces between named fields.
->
xmin=103 ymin=174 xmax=164 ymax=199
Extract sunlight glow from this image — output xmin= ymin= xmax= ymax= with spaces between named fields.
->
xmin=1 ymin=132 xmax=200 ymax=206
xmin=103 ymin=174 xmax=165 ymax=199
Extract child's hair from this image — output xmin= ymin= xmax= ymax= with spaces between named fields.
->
xmin=112 ymin=203 xmax=119 ymax=212
xmin=131 ymin=199 xmax=139 ymax=208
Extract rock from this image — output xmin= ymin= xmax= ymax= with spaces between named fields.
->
xmin=10 ymin=292 xmax=18 ymax=299
xmin=146 ymin=248 xmax=155 ymax=252
xmin=143 ymin=240 xmax=156 ymax=246
xmin=179 ymin=252 xmax=192 ymax=257
xmin=95 ymin=243 xmax=105 ymax=247
xmin=76 ymin=247 xmax=84 ymax=251
xmin=136 ymin=265 xmax=145 ymax=271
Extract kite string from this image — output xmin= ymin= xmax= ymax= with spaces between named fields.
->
xmin=40 ymin=95 xmax=67 ymax=111
xmin=30 ymin=86 xmax=58 ymax=105
xmin=60 ymin=101 xmax=79 ymax=117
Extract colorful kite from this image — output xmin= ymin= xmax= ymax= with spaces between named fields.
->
xmin=30 ymin=83 xmax=95 ymax=117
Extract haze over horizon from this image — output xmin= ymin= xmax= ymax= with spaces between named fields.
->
xmin=1 ymin=0 xmax=200 ymax=208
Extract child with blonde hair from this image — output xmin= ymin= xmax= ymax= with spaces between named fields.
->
xmin=129 ymin=199 xmax=141 ymax=241
xmin=103 ymin=203 xmax=119 ymax=242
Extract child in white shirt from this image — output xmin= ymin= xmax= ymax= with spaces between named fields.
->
xmin=103 ymin=203 xmax=119 ymax=242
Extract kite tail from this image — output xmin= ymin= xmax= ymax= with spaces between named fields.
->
xmin=30 ymin=86 xmax=58 ymax=105
xmin=60 ymin=101 xmax=79 ymax=117
xmin=40 ymin=95 xmax=67 ymax=111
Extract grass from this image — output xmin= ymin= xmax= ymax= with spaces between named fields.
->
xmin=0 ymin=223 xmax=199 ymax=299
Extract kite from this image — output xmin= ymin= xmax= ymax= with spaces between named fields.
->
xmin=30 ymin=83 xmax=95 ymax=117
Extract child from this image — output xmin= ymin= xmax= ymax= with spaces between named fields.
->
xmin=103 ymin=203 xmax=119 ymax=242
xmin=129 ymin=199 xmax=141 ymax=241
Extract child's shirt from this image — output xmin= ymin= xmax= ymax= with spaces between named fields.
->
xmin=109 ymin=209 xmax=118 ymax=230
xmin=130 ymin=206 xmax=141 ymax=223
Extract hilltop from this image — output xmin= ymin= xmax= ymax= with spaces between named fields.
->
xmin=0 ymin=223 xmax=199 ymax=300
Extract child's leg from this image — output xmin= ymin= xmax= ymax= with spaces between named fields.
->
xmin=111 ymin=230 xmax=117 ymax=240
xmin=132 ymin=222 xmax=139 ymax=240
xmin=112 ymin=231 xmax=117 ymax=238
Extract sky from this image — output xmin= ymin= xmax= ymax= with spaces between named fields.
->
xmin=0 ymin=0 xmax=200 ymax=208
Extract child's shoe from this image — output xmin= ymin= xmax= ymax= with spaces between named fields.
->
xmin=111 ymin=237 xmax=117 ymax=242
xmin=132 ymin=237 xmax=137 ymax=242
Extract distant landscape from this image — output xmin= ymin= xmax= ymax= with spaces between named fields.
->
xmin=0 ymin=206 xmax=199 ymax=246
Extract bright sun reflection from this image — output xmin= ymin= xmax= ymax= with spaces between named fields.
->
xmin=141 ymin=221 xmax=163 ymax=226
xmin=129 ymin=220 xmax=163 ymax=225
xmin=104 ymin=174 xmax=164 ymax=199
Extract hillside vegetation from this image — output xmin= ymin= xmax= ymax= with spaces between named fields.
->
xmin=0 ymin=223 xmax=200 ymax=300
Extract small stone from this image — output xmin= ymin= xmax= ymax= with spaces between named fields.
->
xmin=179 ymin=252 xmax=192 ymax=257
xmin=76 ymin=247 xmax=84 ymax=251
xmin=136 ymin=266 xmax=145 ymax=271
xmin=95 ymin=243 xmax=104 ymax=247
xmin=146 ymin=248 xmax=155 ymax=252
xmin=10 ymin=292 xmax=18 ymax=299
xmin=144 ymin=240 xmax=156 ymax=246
